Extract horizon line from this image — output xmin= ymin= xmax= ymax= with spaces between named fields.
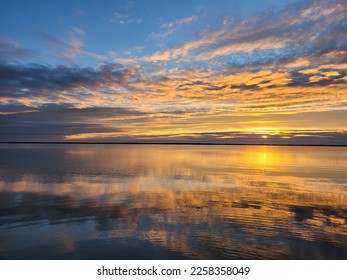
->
xmin=1 ymin=141 xmax=346 ymax=147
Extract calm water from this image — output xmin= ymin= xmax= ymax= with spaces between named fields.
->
xmin=0 ymin=144 xmax=346 ymax=259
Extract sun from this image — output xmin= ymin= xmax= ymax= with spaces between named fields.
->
xmin=261 ymin=135 xmax=268 ymax=139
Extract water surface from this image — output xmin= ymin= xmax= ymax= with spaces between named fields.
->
xmin=0 ymin=144 xmax=346 ymax=259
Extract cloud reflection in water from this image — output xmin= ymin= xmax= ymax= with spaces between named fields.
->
xmin=0 ymin=144 xmax=346 ymax=259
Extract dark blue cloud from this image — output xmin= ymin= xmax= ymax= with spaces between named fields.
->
xmin=0 ymin=62 xmax=139 ymax=98
xmin=0 ymin=37 xmax=34 ymax=62
xmin=0 ymin=107 xmax=147 ymax=141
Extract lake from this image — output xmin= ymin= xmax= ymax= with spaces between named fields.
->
xmin=0 ymin=144 xmax=346 ymax=259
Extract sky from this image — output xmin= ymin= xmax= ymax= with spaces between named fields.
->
xmin=0 ymin=0 xmax=346 ymax=144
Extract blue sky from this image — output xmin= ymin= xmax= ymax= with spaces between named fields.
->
xmin=0 ymin=0 xmax=347 ymax=144
xmin=0 ymin=0 xmax=295 ymax=65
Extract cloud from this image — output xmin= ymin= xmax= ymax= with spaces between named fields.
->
xmin=160 ymin=15 xmax=198 ymax=29
xmin=150 ymin=15 xmax=198 ymax=40
xmin=39 ymin=32 xmax=84 ymax=59
xmin=2 ymin=56 xmax=345 ymax=120
xmin=143 ymin=0 xmax=347 ymax=62
xmin=39 ymin=30 xmax=105 ymax=61
xmin=137 ymin=130 xmax=347 ymax=145
xmin=109 ymin=12 xmax=142 ymax=25
xmin=0 ymin=107 xmax=146 ymax=141
xmin=0 ymin=102 xmax=34 ymax=114
xmin=1 ymin=0 xmax=346 ymax=144
xmin=0 ymin=62 xmax=140 ymax=101
xmin=0 ymin=37 xmax=34 ymax=62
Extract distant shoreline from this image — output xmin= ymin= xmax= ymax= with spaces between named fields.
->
xmin=0 ymin=142 xmax=346 ymax=147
